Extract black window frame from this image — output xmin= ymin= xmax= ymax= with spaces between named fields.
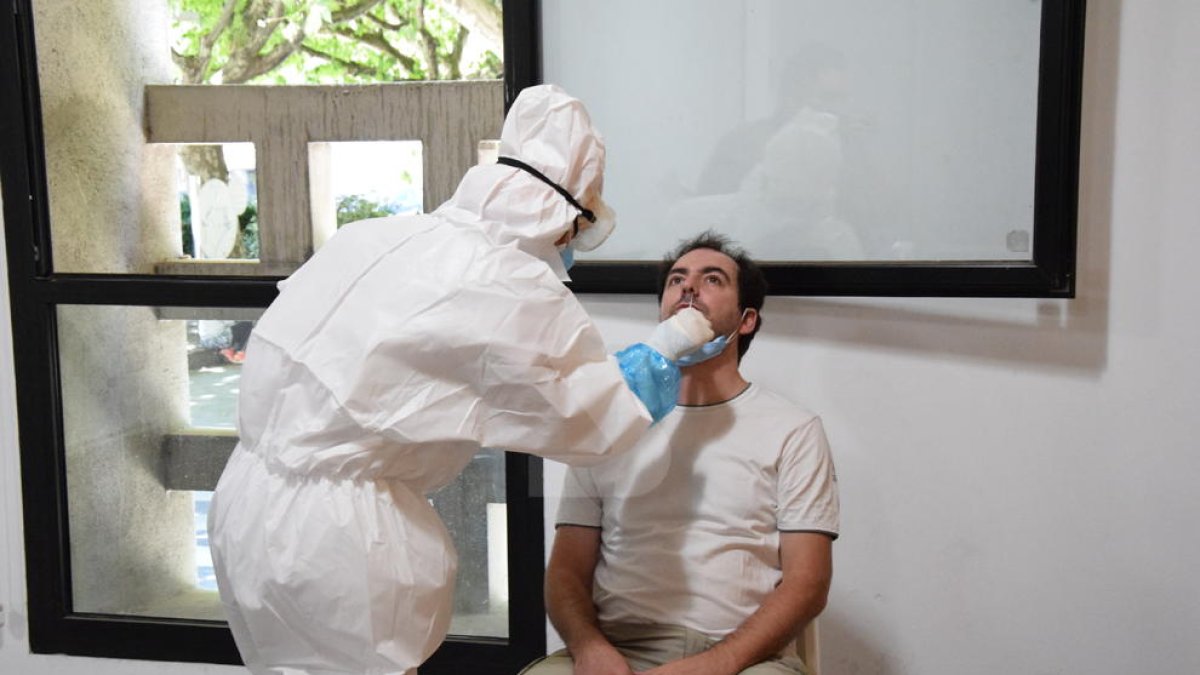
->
xmin=0 ymin=0 xmax=546 ymax=672
xmin=561 ymin=0 xmax=1086 ymax=298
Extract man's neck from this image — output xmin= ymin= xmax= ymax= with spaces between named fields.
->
xmin=677 ymin=355 xmax=749 ymax=406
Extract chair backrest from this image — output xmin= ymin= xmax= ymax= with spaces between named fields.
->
xmin=797 ymin=619 xmax=821 ymax=675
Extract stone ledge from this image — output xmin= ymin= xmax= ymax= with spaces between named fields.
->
xmin=162 ymin=431 xmax=237 ymax=491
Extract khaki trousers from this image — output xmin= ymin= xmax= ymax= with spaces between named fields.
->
xmin=518 ymin=623 xmax=807 ymax=675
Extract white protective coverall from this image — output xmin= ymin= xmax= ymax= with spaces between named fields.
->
xmin=208 ymin=85 xmax=692 ymax=674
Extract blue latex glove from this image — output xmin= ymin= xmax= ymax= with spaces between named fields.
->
xmin=675 ymin=335 xmax=729 ymax=367
xmin=615 ymin=343 xmax=681 ymax=423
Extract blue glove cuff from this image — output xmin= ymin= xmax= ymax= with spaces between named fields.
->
xmin=615 ymin=343 xmax=681 ymax=423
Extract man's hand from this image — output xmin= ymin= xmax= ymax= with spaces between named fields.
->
xmin=636 ymin=650 xmax=737 ymax=675
xmin=572 ymin=642 xmax=636 ymax=675
xmin=640 ymin=532 xmax=832 ymax=675
xmin=546 ymin=526 xmax=635 ymax=675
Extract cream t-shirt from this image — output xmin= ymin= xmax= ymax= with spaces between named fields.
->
xmin=556 ymin=383 xmax=840 ymax=639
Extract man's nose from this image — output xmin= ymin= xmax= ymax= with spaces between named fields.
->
xmin=680 ymin=281 xmax=698 ymax=303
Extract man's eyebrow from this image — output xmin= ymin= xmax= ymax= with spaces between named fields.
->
xmin=667 ymin=265 xmax=732 ymax=280
xmin=701 ymin=265 xmax=732 ymax=281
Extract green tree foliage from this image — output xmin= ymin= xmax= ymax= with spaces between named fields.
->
xmin=336 ymin=194 xmax=400 ymax=227
xmin=180 ymin=193 xmax=194 ymax=257
xmin=171 ymin=1 xmax=494 ymax=258
xmin=169 ymin=0 xmax=503 ymax=86
xmin=238 ymin=204 xmax=260 ymax=258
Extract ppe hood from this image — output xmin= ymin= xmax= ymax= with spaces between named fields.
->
xmin=436 ymin=84 xmax=613 ymax=275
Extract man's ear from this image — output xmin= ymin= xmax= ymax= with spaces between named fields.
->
xmin=739 ymin=308 xmax=759 ymax=334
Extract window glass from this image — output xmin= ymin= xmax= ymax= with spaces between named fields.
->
xmin=14 ymin=0 xmax=536 ymax=667
xmin=545 ymin=0 xmax=1041 ymax=263
xmin=36 ymin=1 xmax=501 ymax=275
xmin=310 ymin=141 xmax=423 ymax=251
xmin=168 ymin=0 xmax=504 ymax=85
xmin=434 ymin=448 xmax=509 ymax=638
xmin=60 ymin=304 xmax=508 ymax=635
xmin=59 ymin=303 xmax=225 ymax=620
xmin=184 ymin=310 xmax=260 ymax=428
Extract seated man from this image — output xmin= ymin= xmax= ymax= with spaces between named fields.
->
xmin=522 ymin=232 xmax=840 ymax=675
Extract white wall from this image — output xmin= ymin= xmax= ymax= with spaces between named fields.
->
xmin=3 ymin=1 xmax=1199 ymax=674
xmin=547 ymin=1 xmax=1200 ymax=673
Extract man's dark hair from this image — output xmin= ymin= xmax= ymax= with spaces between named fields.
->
xmin=657 ymin=231 xmax=768 ymax=361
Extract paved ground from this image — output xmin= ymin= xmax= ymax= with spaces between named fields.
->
xmin=186 ymin=360 xmax=240 ymax=599
xmin=188 ymin=361 xmax=242 ymax=429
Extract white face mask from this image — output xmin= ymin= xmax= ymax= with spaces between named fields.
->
xmin=495 ymin=156 xmax=615 ymax=253
xmin=675 ymin=304 xmax=750 ymax=367
xmin=571 ymin=198 xmax=616 ymax=251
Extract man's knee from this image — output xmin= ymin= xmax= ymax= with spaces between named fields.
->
xmin=517 ymin=649 xmax=575 ymax=675
xmin=737 ymin=654 xmax=808 ymax=675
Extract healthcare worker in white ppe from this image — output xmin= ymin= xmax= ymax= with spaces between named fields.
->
xmin=208 ymin=84 xmax=716 ymax=675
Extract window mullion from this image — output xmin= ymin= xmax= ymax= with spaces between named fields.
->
xmin=28 ymin=275 xmax=281 ymax=308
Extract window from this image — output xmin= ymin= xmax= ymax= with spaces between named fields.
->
xmin=550 ymin=0 xmax=1085 ymax=297
xmin=0 ymin=0 xmax=543 ymax=671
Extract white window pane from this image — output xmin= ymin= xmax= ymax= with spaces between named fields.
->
xmin=310 ymin=141 xmax=423 ymax=252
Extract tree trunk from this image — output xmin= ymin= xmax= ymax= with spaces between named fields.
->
xmin=178 ymin=145 xmax=229 ymax=184
xmin=443 ymin=0 xmax=502 ymax=49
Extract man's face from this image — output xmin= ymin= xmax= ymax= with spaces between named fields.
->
xmin=553 ymin=218 xmax=579 ymax=247
xmin=660 ymin=248 xmax=746 ymax=338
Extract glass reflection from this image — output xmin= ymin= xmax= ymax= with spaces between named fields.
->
xmin=554 ymin=0 xmax=1042 ymax=263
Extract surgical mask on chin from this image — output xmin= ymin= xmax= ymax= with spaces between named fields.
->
xmin=676 ymin=309 xmax=750 ymax=367
xmin=559 ymin=245 xmax=575 ymax=270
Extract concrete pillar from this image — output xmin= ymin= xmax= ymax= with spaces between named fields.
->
xmin=32 ymin=0 xmax=196 ymax=616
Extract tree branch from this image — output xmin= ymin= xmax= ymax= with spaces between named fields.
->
xmin=441 ymin=0 xmax=502 ymax=49
xmin=171 ymin=49 xmax=204 ymax=83
xmin=447 ymin=25 xmax=468 ymax=80
xmin=228 ymin=33 xmax=306 ymax=82
xmin=217 ymin=0 xmax=307 ymax=84
xmin=332 ymin=26 xmax=418 ymax=74
xmin=367 ymin=11 xmax=408 ymax=32
xmin=416 ymin=0 xmax=440 ymax=79
xmin=300 ymin=44 xmax=380 ymax=79
xmin=243 ymin=0 xmax=287 ymax=57
xmin=331 ymin=0 xmax=387 ymax=24
xmin=184 ymin=0 xmax=239 ymax=83
xmin=201 ymin=0 xmax=240 ymax=52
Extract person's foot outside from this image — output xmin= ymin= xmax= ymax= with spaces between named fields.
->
xmin=219 ymin=348 xmax=245 ymax=364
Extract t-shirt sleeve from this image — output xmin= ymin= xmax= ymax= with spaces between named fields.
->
xmin=555 ymin=466 xmax=603 ymax=528
xmin=776 ymin=415 xmax=840 ymax=539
